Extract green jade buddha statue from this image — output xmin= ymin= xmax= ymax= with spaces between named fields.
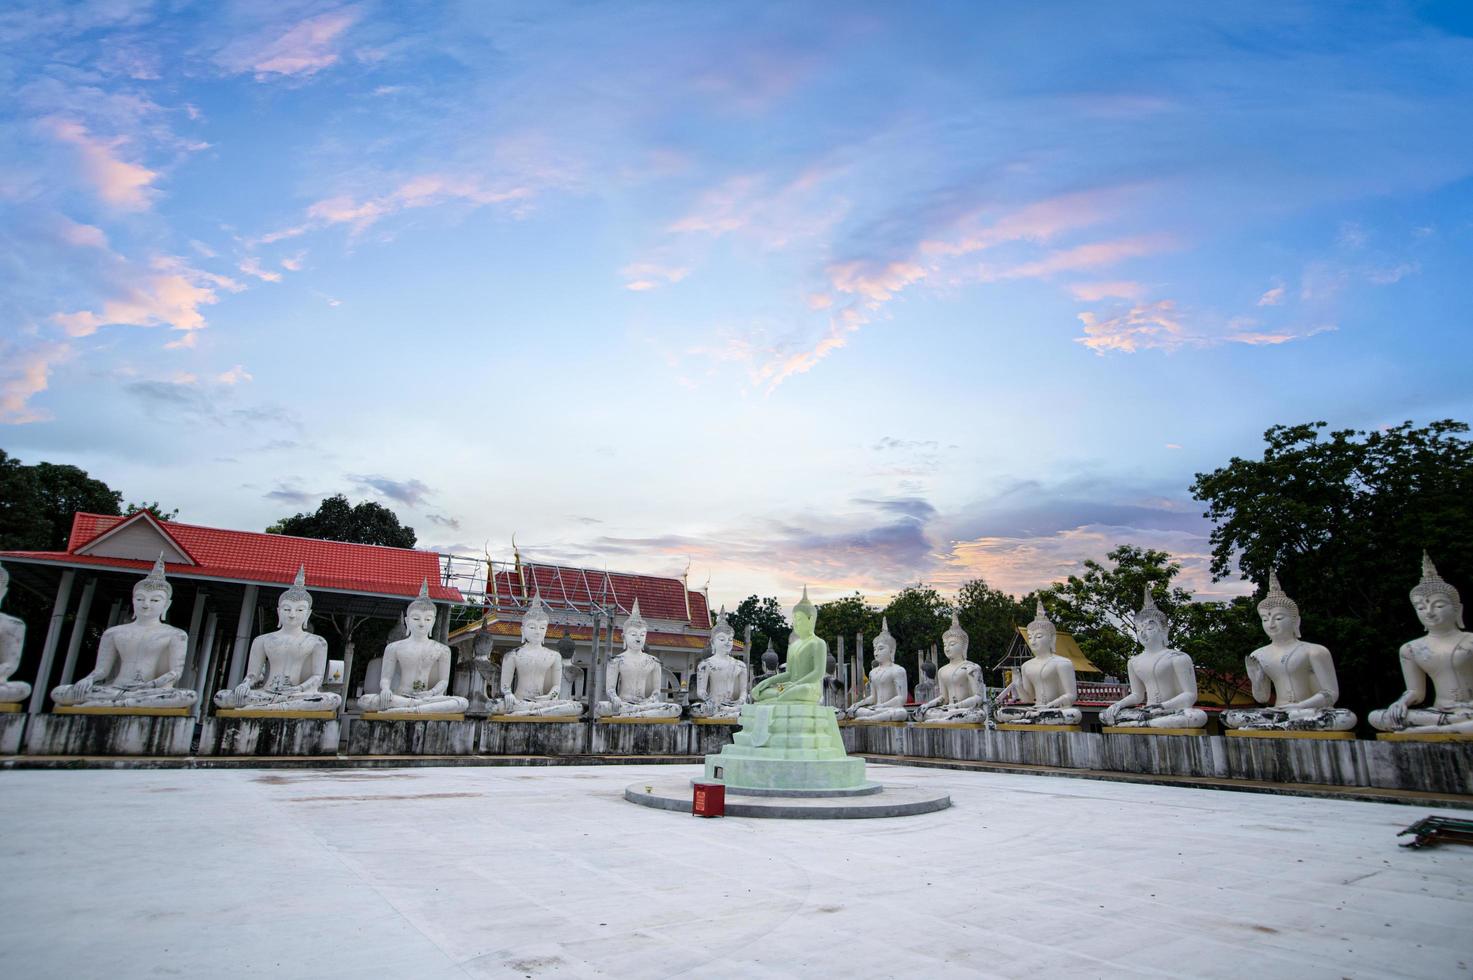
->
xmin=704 ymin=587 xmax=868 ymax=792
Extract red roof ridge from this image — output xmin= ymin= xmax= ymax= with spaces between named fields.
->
xmin=69 ymin=511 xmax=445 ymax=557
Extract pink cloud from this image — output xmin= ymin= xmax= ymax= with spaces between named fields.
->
xmin=1225 ymin=324 xmax=1337 ymax=346
xmin=1256 ymin=285 xmax=1285 ymax=306
xmin=44 ymin=117 xmax=157 ymax=210
xmin=52 ymin=256 xmax=231 ymax=344
xmin=237 ymin=256 xmax=282 ymax=283
xmin=0 ymin=340 xmax=72 ymax=424
xmin=920 ymin=188 xmax=1125 ymax=258
xmin=991 ymin=234 xmax=1174 ymax=280
xmin=223 ymin=7 xmax=362 ymax=81
xmin=216 ymin=364 xmax=253 ymax=385
xmin=621 ymin=262 xmax=689 ymax=291
xmin=1069 ymin=280 xmax=1145 ymax=301
xmin=57 ymin=218 xmax=108 ymax=249
xmin=1075 ymin=299 xmax=1189 ymax=354
xmin=827 ymin=260 xmax=927 ymax=305
xmin=260 ymin=173 xmax=534 ymax=242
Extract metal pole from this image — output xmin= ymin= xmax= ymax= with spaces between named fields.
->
xmin=28 ymin=570 xmax=76 ymax=714
xmin=835 ymin=634 xmax=846 ymax=708
xmin=57 ymin=575 xmax=98 ymax=687
xmin=179 ymin=589 xmax=208 ymax=689
xmin=104 ymin=598 xmax=123 ymax=628
xmin=227 ymin=585 xmax=259 ymax=686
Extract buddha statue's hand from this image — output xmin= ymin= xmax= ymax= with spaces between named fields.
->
xmin=232 ymin=679 xmax=256 ymax=701
xmin=1100 ymin=705 xmax=1118 ymax=726
xmin=1385 ymin=700 xmax=1409 ymax=727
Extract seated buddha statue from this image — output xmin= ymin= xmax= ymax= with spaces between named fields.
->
xmin=493 ymin=593 xmax=584 ymax=717
xmin=357 ymin=580 xmax=469 ymax=717
xmin=52 ymin=555 xmax=199 ymax=710
xmin=754 ymin=646 xmax=781 ymax=685
xmin=995 ymin=600 xmax=1082 ymax=726
xmin=1101 ymin=588 xmax=1206 ymax=730
xmin=1222 ymin=572 xmax=1356 ymax=732
xmin=913 ymin=659 xmax=939 ymax=707
xmin=843 ymin=617 xmax=909 ymax=722
xmin=917 ymin=612 xmax=986 ymax=723
xmin=213 ymin=566 xmax=343 ymax=713
xmin=1371 ymin=553 xmax=1473 ymax=735
xmin=596 ymin=599 xmax=681 ymax=719
xmin=0 ymin=562 xmax=32 ymax=705
xmin=689 ymin=608 xmax=748 ymax=721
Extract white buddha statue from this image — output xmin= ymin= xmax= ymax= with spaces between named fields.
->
xmin=913 ymin=659 xmax=939 ymax=707
xmin=1370 ymin=553 xmax=1473 ymax=735
xmin=0 ymin=562 xmax=32 ymax=704
xmin=1223 ymin=572 xmax=1356 ymax=732
xmin=918 ymin=611 xmax=986 ymax=723
xmin=1101 ymin=588 xmax=1206 ymax=730
xmin=689 ymin=608 xmax=748 ymax=721
xmin=213 ymin=566 xmax=343 ymax=713
xmin=52 ymin=555 xmax=198 ymax=710
xmin=493 ymin=593 xmax=583 ymax=717
xmin=357 ymin=580 xmax=469 ymax=717
xmin=843 ymin=617 xmax=909 ymax=722
xmin=596 ymin=599 xmax=681 ymax=719
xmin=995 ymin=600 xmax=1082 ymax=726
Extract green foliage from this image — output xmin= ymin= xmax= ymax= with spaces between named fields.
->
xmin=0 ymin=449 xmax=122 ymax=550
xmin=814 ymin=592 xmax=881 ymax=662
xmin=267 ymin=493 xmax=417 ymax=548
xmin=1191 ymin=419 xmax=1473 ymax=716
xmin=726 ymin=595 xmax=790 ymax=658
xmin=954 ymin=578 xmax=1027 ymax=669
xmin=125 ymin=501 xmax=180 ymax=521
xmin=1174 ymin=597 xmax=1260 ymax=704
xmin=1033 ymin=544 xmax=1193 ymax=679
xmin=880 ymin=585 xmax=951 ymax=682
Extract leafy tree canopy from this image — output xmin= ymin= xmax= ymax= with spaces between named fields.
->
xmin=267 ymin=494 xmax=417 ymax=548
xmin=880 ymin=585 xmax=951 ymax=681
xmin=0 ymin=449 xmax=122 ymax=551
xmin=126 ymin=501 xmax=180 ymax=521
xmin=726 ymin=595 xmax=790 ymax=658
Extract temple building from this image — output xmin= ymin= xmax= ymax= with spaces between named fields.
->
xmin=447 ymin=558 xmax=726 ymax=701
xmin=0 ymin=510 xmax=462 ymax=715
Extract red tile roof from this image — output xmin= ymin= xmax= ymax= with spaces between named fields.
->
xmin=488 ymin=562 xmax=709 ymax=626
xmin=0 ymin=512 xmax=462 ymax=601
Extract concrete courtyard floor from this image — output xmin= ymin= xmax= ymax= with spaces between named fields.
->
xmin=1 ymin=763 xmax=1470 ymax=979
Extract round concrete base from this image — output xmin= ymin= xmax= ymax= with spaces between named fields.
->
xmin=625 ymin=781 xmax=951 ymax=819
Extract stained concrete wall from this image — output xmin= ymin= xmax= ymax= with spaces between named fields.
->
xmin=347 ymin=719 xmax=478 ymax=756
xmin=197 ymin=717 xmax=339 ymax=756
xmin=0 ymin=714 xmax=25 ymax=754
xmin=24 ymin=715 xmax=195 ymax=756
xmin=838 ymin=724 xmax=1471 ymax=795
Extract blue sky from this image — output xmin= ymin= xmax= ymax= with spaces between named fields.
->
xmin=2 ymin=1 xmax=1471 ymax=609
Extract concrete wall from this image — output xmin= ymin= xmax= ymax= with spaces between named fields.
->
xmin=197 ymin=717 xmax=340 ymax=756
xmin=24 ymin=714 xmax=195 ymax=756
xmin=348 ymin=719 xmax=478 ymax=756
xmin=0 ymin=714 xmax=25 ymax=755
xmin=839 ymin=724 xmax=1472 ymax=795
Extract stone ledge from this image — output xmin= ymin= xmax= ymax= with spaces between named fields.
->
xmin=915 ymin=722 xmax=986 ymax=730
xmin=1102 ymin=726 xmax=1207 ymax=736
xmin=838 ymin=720 xmax=908 ymax=727
xmin=997 ymin=723 xmax=1082 ymax=733
xmin=216 ymin=708 xmax=337 ymax=719
xmin=1226 ymin=729 xmax=1355 ymax=740
xmin=597 ymin=716 xmax=681 ymax=725
xmin=0 ymin=703 xmax=21 ymax=714
xmin=55 ymin=705 xmax=191 ymax=717
xmin=360 ymin=711 xmax=465 ymax=722
xmin=691 ymin=718 xmax=739 ymax=726
xmin=1376 ymin=732 xmax=1473 ymax=743
xmin=487 ymin=715 xmax=582 ymax=724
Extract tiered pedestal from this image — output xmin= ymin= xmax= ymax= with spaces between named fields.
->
xmin=197 ymin=709 xmax=340 ymax=756
xmin=349 ymin=714 xmax=476 ymax=755
xmin=0 ymin=702 xmax=25 ymax=754
xmin=25 ymin=706 xmax=195 ymax=756
xmin=705 ymin=703 xmax=867 ymax=791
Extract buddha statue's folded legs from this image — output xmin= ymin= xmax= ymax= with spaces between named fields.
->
xmin=1223 ymin=706 xmax=1357 ymax=731
xmin=0 ymin=679 xmax=29 ymax=703
xmin=494 ymin=693 xmax=584 ymax=717
xmin=54 ymin=679 xmax=198 ymax=709
xmin=689 ymin=699 xmax=743 ymax=721
xmin=994 ymin=705 xmax=1083 ymax=726
xmin=595 ymin=697 xmax=681 ymax=719
xmin=1370 ymin=705 xmax=1473 ymax=734
xmin=850 ymin=704 xmax=909 ymax=722
xmin=1108 ymin=705 xmax=1207 ymax=728
xmin=358 ymin=691 xmax=469 ymax=715
xmin=919 ymin=702 xmax=986 ymax=724
xmin=214 ymin=685 xmax=342 ymax=712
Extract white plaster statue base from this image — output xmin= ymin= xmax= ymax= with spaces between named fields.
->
xmin=1222 ymin=706 xmax=1356 ymax=732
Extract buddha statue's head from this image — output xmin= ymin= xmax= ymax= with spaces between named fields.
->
xmin=791 ymin=586 xmax=817 ymax=639
xmin=1257 ymin=570 xmax=1300 ymax=639
xmin=1136 ymin=586 xmax=1169 ymax=650
xmin=277 ymin=565 xmax=313 ymax=630
xmin=1411 ymin=551 xmax=1464 ymax=630
xmin=404 ymin=579 xmax=437 ymax=640
xmin=710 ymin=607 xmax=734 ymax=658
xmin=761 ymin=647 xmax=780 ymax=672
xmin=921 ymin=659 xmax=937 ymax=680
xmin=132 ymin=553 xmax=174 ymax=623
xmin=522 ymin=592 xmax=551 ymax=646
xmin=623 ymin=598 xmax=648 ymax=654
xmin=1025 ymin=599 xmax=1056 ymax=657
xmin=942 ymin=610 xmax=969 ymax=661
xmin=874 ymin=616 xmax=897 ymax=665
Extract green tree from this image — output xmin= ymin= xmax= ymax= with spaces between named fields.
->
xmin=1173 ymin=597 xmax=1260 ymax=704
xmin=815 ymin=592 xmax=882 ymax=665
xmin=954 ymin=578 xmax=1027 ymax=671
xmin=880 ymin=585 xmax=951 ymax=682
xmin=267 ymin=494 xmax=417 ymax=548
xmin=1033 ymin=545 xmax=1194 ymax=679
xmin=0 ymin=450 xmax=123 ymax=550
xmin=726 ymin=595 xmax=790 ymax=658
xmin=126 ymin=501 xmax=180 ymax=521
xmin=1191 ymin=419 xmax=1473 ymax=716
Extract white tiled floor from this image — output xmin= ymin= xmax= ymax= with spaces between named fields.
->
xmin=1 ymin=763 xmax=1469 ymax=978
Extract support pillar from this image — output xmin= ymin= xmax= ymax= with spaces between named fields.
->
xmin=28 ymin=570 xmax=75 ymax=715
xmin=227 ymin=585 xmax=258 ymax=686
xmin=192 ymin=611 xmax=219 ymax=713
xmin=105 ymin=598 xmax=124 ymax=628
xmin=57 ymin=576 xmax=98 ymax=687
xmin=180 ymin=589 xmax=208 ymax=689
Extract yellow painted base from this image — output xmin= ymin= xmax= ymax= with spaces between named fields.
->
xmin=839 ymin=720 xmax=908 ymax=727
xmin=216 ymin=708 xmax=337 ymax=720
xmin=916 ymin=721 xmax=986 ymax=730
xmin=691 ymin=718 xmax=740 ymax=726
xmin=597 ymin=716 xmax=681 ymax=725
xmin=0 ymin=702 xmax=21 ymax=713
xmin=1102 ymin=726 xmax=1207 ymax=736
xmin=1226 ymin=729 xmax=1355 ymax=740
xmin=1376 ymin=731 xmax=1473 ymax=743
xmin=488 ymin=714 xmax=583 ymax=724
xmin=55 ymin=705 xmax=190 ymax=717
xmin=997 ymin=723 xmax=1082 ymax=733
xmin=361 ymin=712 xmax=465 ymax=722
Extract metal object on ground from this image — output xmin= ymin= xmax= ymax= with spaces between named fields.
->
xmin=1399 ymin=815 xmax=1473 ymax=848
